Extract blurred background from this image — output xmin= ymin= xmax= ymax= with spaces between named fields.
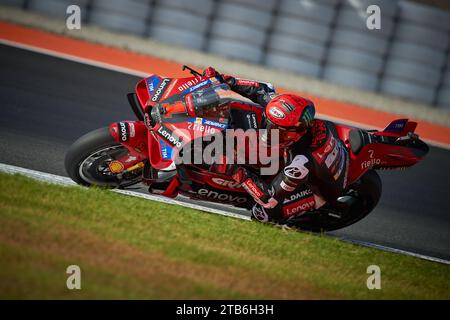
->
xmin=1 ymin=0 xmax=450 ymax=109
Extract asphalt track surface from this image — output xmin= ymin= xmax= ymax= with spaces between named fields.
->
xmin=1 ymin=44 xmax=449 ymax=261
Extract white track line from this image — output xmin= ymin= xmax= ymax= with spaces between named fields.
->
xmin=1 ymin=39 xmax=449 ymax=150
xmin=1 ymin=163 xmax=449 ymax=265
xmin=0 ymin=163 xmax=249 ymax=221
xmin=341 ymin=239 xmax=450 ymax=265
xmin=0 ymin=39 xmax=149 ymax=78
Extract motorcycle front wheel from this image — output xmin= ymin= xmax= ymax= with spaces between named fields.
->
xmin=65 ymin=127 xmax=143 ymax=188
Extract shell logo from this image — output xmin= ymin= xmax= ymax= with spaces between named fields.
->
xmin=108 ymin=160 xmax=124 ymax=174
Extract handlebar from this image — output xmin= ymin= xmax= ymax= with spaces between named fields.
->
xmin=182 ymin=65 xmax=202 ymax=77
xmin=182 ymin=65 xmax=225 ymax=83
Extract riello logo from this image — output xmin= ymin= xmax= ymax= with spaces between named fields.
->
xmin=361 ymin=158 xmax=381 ymax=169
xmin=178 ymin=78 xmax=200 ymax=92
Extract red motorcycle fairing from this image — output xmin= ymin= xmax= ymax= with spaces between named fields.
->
xmin=108 ymin=121 xmax=149 ymax=172
xmin=184 ymin=168 xmax=247 ymax=193
xmin=334 ymin=119 xmax=428 ymax=184
xmin=145 ymin=82 xmax=266 ymax=171
xmin=124 ymin=71 xmax=428 ymax=216
xmin=135 ymin=74 xmax=213 ymax=114
xmin=148 ymin=118 xmax=230 ymax=170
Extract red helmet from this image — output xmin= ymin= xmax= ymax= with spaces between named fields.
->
xmin=264 ymin=94 xmax=315 ymax=148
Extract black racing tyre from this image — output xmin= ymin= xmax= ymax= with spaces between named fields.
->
xmin=65 ymin=127 xmax=142 ymax=188
xmin=286 ymin=170 xmax=382 ymax=232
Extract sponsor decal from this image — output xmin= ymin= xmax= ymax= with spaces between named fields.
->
xmin=243 ymin=179 xmax=264 ymax=199
xmin=129 ymin=122 xmax=135 ymax=138
xmin=203 ymin=119 xmax=228 ymax=129
xmin=268 ymin=107 xmax=285 ymax=119
xmin=178 ymin=78 xmax=199 ymax=92
xmin=236 ymin=79 xmax=259 ymax=87
xmin=283 ymin=189 xmax=313 ymax=204
xmin=361 ymin=158 xmax=381 ymax=169
xmin=118 ymin=122 xmax=129 ymax=142
xmin=313 ymin=135 xmax=335 ymax=163
xmin=252 ymin=205 xmax=269 ymax=222
xmin=361 ymin=149 xmax=381 ymax=169
xmin=283 ymin=197 xmax=315 ymax=217
xmin=197 ymin=188 xmax=247 ymax=203
xmin=151 ymin=78 xmax=170 ymax=102
xmin=108 ymin=160 xmax=124 ymax=174
xmin=185 ymin=94 xmax=195 ymax=115
xmin=124 ymin=156 xmax=137 ymax=163
xmin=179 ymin=79 xmax=211 ymax=93
xmin=325 ymin=145 xmax=338 ymax=168
xmin=301 ymin=105 xmax=315 ymax=126
xmin=187 ymin=120 xmax=216 ymax=134
xmin=385 ymin=119 xmax=407 ymax=132
xmin=156 ymin=125 xmax=182 ymax=148
xmin=280 ymin=181 xmax=295 ymax=192
xmin=159 ymin=139 xmax=173 ymax=160
xmin=281 ymin=101 xmax=294 ymax=112
xmin=284 ymin=155 xmax=309 ymax=180
xmin=322 ymin=136 xmax=335 ymax=155
xmin=146 ymin=76 xmax=161 ymax=94
xmin=211 ymin=177 xmax=241 ymax=189
xmin=187 ymin=118 xmax=228 ymax=130
xmin=144 ymin=112 xmax=153 ymax=129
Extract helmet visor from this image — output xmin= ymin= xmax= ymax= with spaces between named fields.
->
xmin=263 ymin=119 xmax=307 ymax=147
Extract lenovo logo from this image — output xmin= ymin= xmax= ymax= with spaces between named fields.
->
xmin=151 ymin=78 xmax=170 ymax=102
xmin=157 ymin=125 xmax=182 ymax=148
xmin=197 ymin=189 xmax=247 ymax=203
xmin=118 ymin=122 xmax=128 ymax=142
xmin=243 ymin=179 xmax=263 ymax=198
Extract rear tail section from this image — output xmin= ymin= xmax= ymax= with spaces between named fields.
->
xmin=345 ymin=119 xmax=429 ymax=183
xmin=383 ymin=118 xmax=417 ymax=136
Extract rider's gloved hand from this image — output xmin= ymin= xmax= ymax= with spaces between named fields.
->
xmin=203 ymin=66 xmax=219 ymax=78
xmin=232 ymin=167 xmax=278 ymax=209
xmin=202 ymin=66 xmax=229 ymax=83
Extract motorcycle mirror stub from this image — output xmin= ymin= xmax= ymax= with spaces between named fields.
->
xmin=182 ymin=65 xmax=202 ymax=77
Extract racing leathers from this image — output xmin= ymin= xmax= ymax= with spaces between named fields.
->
xmin=213 ymin=72 xmax=350 ymax=223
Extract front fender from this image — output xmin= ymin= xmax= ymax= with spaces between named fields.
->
xmin=109 ymin=121 xmax=149 ymax=159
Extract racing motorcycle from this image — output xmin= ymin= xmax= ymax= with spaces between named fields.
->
xmin=65 ymin=65 xmax=429 ymax=232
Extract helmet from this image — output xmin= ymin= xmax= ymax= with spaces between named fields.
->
xmin=263 ymin=94 xmax=315 ymax=148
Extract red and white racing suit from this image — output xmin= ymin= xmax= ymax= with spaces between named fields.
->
xmin=218 ymin=74 xmax=350 ymax=223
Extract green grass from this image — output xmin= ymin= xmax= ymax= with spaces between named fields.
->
xmin=0 ymin=173 xmax=448 ymax=299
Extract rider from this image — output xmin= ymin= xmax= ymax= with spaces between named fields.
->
xmin=202 ymin=67 xmax=350 ymax=223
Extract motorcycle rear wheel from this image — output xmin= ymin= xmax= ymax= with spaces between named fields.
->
xmin=65 ymin=127 xmax=142 ymax=188
xmin=285 ymin=170 xmax=382 ymax=232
